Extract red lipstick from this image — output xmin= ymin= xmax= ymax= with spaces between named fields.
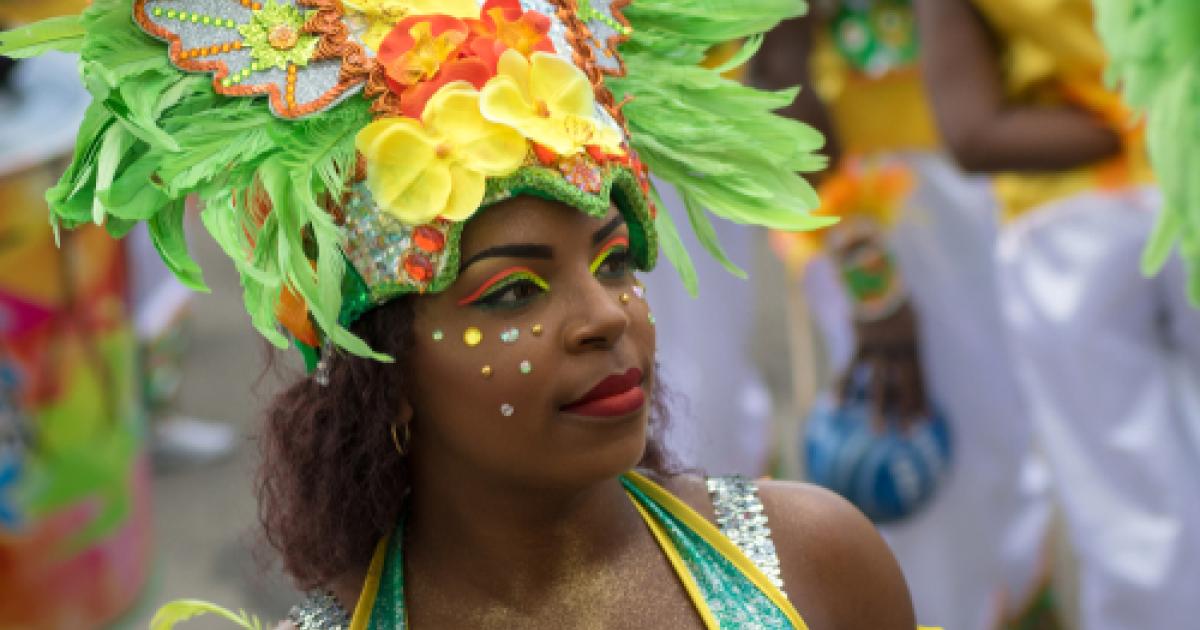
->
xmin=561 ymin=368 xmax=645 ymax=417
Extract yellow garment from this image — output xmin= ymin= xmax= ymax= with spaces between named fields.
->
xmin=0 ymin=0 xmax=88 ymax=23
xmin=970 ymin=0 xmax=1155 ymax=220
xmin=811 ymin=29 xmax=940 ymax=156
xmin=776 ymin=13 xmax=937 ymax=271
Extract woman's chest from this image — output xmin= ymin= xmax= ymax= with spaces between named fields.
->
xmin=403 ymin=548 xmax=707 ymax=630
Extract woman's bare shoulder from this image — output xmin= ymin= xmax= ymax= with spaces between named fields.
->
xmin=654 ymin=472 xmax=915 ymax=628
xmin=757 ymin=480 xmax=917 ymax=629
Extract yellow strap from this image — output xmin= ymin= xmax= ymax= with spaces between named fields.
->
xmin=629 ymin=498 xmax=724 ymax=630
xmin=625 ymin=471 xmax=810 ymax=630
xmin=348 ymin=532 xmax=391 ymax=630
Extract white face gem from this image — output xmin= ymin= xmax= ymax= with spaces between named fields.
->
xmin=500 ymin=403 xmax=515 ymax=417
xmin=500 ymin=327 xmax=520 ymax=344
xmin=519 ymin=360 xmax=532 ymax=375
xmin=632 ymin=285 xmax=645 ymax=299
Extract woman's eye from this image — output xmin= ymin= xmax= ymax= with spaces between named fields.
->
xmin=594 ymin=249 xmax=631 ymax=279
xmin=475 ymin=278 xmax=546 ymax=308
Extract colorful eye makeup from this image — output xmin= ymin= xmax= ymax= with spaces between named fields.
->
xmin=590 ymin=235 xmax=630 ymax=277
xmin=457 ymin=266 xmax=551 ymax=308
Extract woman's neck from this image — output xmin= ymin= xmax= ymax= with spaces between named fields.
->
xmin=403 ymin=459 xmax=646 ymax=603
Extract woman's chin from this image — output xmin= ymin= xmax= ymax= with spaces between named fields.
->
xmin=545 ymin=413 xmax=653 ymax=485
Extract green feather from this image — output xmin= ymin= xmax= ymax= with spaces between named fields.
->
xmin=0 ymin=15 xmax=85 ymax=57
xmin=682 ymin=191 xmax=748 ymax=278
xmin=650 ymin=185 xmax=700 ymax=296
xmin=614 ymin=0 xmax=829 ymax=289
xmin=1095 ymin=0 xmax=1200 ymax=299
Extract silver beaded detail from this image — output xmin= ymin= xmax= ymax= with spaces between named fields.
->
xmin=707 ymin=476 xmax=785 ymax=591
xmin=287 ymin=590 xmax=350 ymax=630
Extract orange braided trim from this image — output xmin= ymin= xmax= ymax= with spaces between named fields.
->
xmin=301 ymin=0 xmax=372 ymax=85
xmin=550 ymin=0 xmax=629 ymax=128
xmin=598 ymin=0 xmax=632 ymax=78
xmin=132 ymin=0 xmax=368 ymax=119
xmin=364 ymin=63 xmax=405 ymax=119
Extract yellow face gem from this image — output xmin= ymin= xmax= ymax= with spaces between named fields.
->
xmin=619 ymin=293 xmax=631 ymax=305
xmin=531 ymin=324 xmax=544 ymax=336
xmin=481 ymin=365 xmax=493 ymax=378
xmin=464 ymin=326 xmax=483 ymax=347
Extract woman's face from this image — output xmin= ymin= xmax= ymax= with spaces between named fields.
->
xmin=405 ymin=195 xmax=656 ymax=488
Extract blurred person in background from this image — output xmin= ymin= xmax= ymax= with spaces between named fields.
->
xmin=0 ymin=18 xmax=153 ymax=630
xmin=759 ymin=2 xmax=1056 ymax=628
xmin=917 ymin=1 xmax=1200 ymax=627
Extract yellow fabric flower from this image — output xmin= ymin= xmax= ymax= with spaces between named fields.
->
xmin=480 ymin=50 xmax=625 ymax=157
xmin=356 ymin=82 xmax=528 ymax=226
xmin=343 ymin=0 xmax=480 ymax=51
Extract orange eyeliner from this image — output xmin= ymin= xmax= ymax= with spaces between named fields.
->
xmin=590 ymin=235 xmax=630 ymax=274
xmin=457 ymin=266 xmax=548 ymax=306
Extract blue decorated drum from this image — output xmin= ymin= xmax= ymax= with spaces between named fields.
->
xmin=804 ymin=368 xmax=953 ymax=524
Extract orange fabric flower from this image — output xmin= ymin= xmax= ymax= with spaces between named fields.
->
xmin=467 ymin=0 xmax=555 ymax=72
xmin=377 ymin=15 xmax=492 ymax=118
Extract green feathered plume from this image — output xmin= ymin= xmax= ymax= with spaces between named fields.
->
xmin=612 ymin=0 xmax=830 ymax=294
xmin=0 ymin=0 xmax=387 ymax=360
xmin=1095 ymin=0 xmax=1200 ymax=303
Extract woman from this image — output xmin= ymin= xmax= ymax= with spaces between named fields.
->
xmin=273 ymin=196 xmax=916 ymax=629
xmin=3 ymin=0 xmax=926 ymax=627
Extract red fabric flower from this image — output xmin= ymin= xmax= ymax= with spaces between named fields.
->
xmin=467 ymin=0 xmax=555 ymax=72
xmin=377 ymin=15 xmax=492 ymax=118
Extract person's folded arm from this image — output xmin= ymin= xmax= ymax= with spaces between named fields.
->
xmin=914 ymin=0 xmax=1120 ymax=173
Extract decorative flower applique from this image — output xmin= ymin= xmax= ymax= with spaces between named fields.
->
xmin=480 ymin=50 xmax=625 ymax=159
xmin=342 ymin=0 xmax=480 ymax=52
xmin=238 ymin=0 xmax=320 ymax=70
xmin=135 ymin=0 xmax=368 ymax=119
xmin=356 ymin=82 xmax=528 ymax=226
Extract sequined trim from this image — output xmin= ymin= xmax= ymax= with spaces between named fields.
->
xmin=706 ymin=476 xmax=785 ymax=591
xmin=288 ymin=590 xmax=351 ymax=630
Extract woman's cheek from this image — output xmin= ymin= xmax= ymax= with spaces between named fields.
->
xmin=422 ymin=320 xmax=550 ymax=421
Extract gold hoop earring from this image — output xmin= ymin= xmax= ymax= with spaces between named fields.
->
xmin=391 ymin=422 xmax=411 ymax=457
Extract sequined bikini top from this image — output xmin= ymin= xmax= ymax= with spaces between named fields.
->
xmin=287 ymin=473 xmax=802 ymax=630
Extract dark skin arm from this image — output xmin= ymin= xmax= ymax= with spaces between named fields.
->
xmin=914 ymin=0 xmax=1120 ymax=173
xmin=761 ymin=480 xmax=917 ymax=629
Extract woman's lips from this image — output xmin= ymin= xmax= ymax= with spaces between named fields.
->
xmin=561 ymin=367 xmax=645 ymax=417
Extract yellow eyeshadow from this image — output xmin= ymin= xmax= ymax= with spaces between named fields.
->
xmin=590 ymin=237 xmax=630 ymax=274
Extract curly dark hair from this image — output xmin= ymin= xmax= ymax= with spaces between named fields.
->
xmin=256 ymin=296 xmax=678 ymax=589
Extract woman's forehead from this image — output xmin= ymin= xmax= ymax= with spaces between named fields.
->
xmin=460 ymin=196 xmax=623 ymax=253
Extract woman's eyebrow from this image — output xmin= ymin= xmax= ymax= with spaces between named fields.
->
xmin=591 ymin=215 xmax=624 ymax=246
xmin=459 ymin=244 xmax=554 ymax=273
